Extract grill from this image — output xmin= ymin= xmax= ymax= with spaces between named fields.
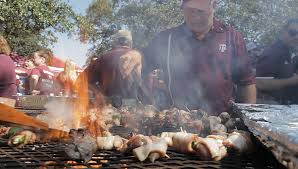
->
xmin=2 ymin=105 xmax=291 ymax=169
xmin=0 ymin=141 xmax=286 ymax=169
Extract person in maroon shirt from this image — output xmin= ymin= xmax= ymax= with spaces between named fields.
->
xmin=0 ymin=36 xmax=17 ymax=99
xmin=84 ymin=30 xmax=143 ymax=99
xmin=29 ymin=50 xmax=55 ymax=95
xmin=121 ymin=0 xmax=256 ymax=115
xmin=256 ymin=18 xmax=298 ymax=104
xmin=15 ymin=56 xmax=35 ymax=95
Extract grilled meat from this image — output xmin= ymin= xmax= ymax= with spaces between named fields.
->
xmin=190 ymin=109 xmax=208 ymax=120
xmin=172 ymin=132 xmax=200 ymax=154
xmin=8 ymin=130 xmax=37 ymax=148
xmin=192 ymin=136 xmax=227 ymax=161
xmin=187 ymin=120 xmax=204 ymax=135
xmin=64 ymin=129 xmax=97 ymax=163
xmin=0 ymin=127 xmax=11 ymax=137
xmin=225 ymin=118 xmax=242 ymax=132
xmin=119 ymin=107 xmax=140 ymax=132
xmin=200 ymin=116 xmax=211 ymax=137
xmin=210 ymin=130 xmax=228 ymax=138
xmin=96 ymin=135 xmax=127 ymax=151
xmin=218 ymin=112 xmax=231 ymax=124
xmin=101 ymin=106 xmax=121 ymax=127
xmin=208 ymin=116 xmax=222 ymax=129
xmin=2 ymin=127 xmax=23 ymax=139
xmin=211 ymin=124 xmax=227 ymax=134
xmin=162 ymin=108 xmax=192 ymax=132
xmin=133 ymin=138 xmax=169 ymax=162
xmin=163 ymin=131 xmax=227 ymax=161
xmin=120 ymin=134 xmax=152 ymax=153
xmin=223 ymin=130 xmax=254 ymax=154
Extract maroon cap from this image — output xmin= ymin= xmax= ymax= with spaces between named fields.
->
xmin=181 ymin=0 xmax=214 ymax=9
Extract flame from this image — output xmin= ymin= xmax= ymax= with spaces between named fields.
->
xmin=40 ymin=160 xmax=103 ymax=169
xmin=73 ymin=71 xmax=106 ymax=137
xmin=40 ymin=129 xmax=70 ymax=142
xmin=73 ymin=72 xmax=89 ymax=129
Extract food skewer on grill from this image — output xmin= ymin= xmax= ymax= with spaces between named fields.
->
xmin=223 ymin=130 xmax=255 ymax=154
xmin=0 ymin=103 xmax=49 ymax=130
xmin=8 ymin=130 xmax=38 ymax=148
xmin=133 ymin=137 xmax=170 ymax=162
xmin=96 ymin=132 xmax=128 ymax=151
xmin=119 ymin=134 xmax=152 ymax=153
xmin=0 ymin=100 xmax=256 ymax=164
xmin=192 ymin=135 xmax=227 ymax=161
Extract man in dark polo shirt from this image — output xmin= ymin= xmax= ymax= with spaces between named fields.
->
xmin=85 ymin=30 xmax=143 ymax=99
xmin=256 ymin=18 xmax=298 ymax=104
xmin=122 ymin=0 xmax=256 ymax=115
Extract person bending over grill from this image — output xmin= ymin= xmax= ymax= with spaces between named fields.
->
xmin=120 ymin=0 xmax=257 ymax=115
xmin=83 ymin=30 xmax=143 ymax=100
xmin=29 ymin=50 xmax=55 ymax=95
xmin=0 ymin=36 xmax=17 ymax=99
xmin=256 ymin=18 xmax=298 ymax=104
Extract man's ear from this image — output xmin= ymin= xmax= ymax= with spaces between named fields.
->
xmin=41 ymin=57 xmax=46 ymax=64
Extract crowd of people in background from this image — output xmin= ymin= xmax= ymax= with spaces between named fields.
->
xmin=0 ymin=35 xmax=81 ymax=102
xmin=0 ymin=0 xmax=297 ymax=115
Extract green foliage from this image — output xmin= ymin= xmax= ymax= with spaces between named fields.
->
xmin=84 ymin=0 xmax=298 ymax=57
xmin=216 ymin=0 xmax=298 ymax=45
xmin=81 ymin=0 xmax=118 ymax=55
xmin=116 ymin=0 xmax=183 ymax=49
xmin=0 ymin=0 xmax=77 ymax=56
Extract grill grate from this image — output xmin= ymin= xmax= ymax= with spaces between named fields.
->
xmin=0 ymin=142 xmax=286 ymax=169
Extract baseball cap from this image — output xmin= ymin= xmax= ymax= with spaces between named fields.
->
xmin=112 ymin=30 xmax=132 ymax=42
xmin=181 ymin=0 xmax=213 ymax=10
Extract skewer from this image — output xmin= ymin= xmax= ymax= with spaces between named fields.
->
xmin=184 ymin=105 xmax=191 ymax=112
xmin=180 ymin=127 xmax=186 ymax=133
xmin=0 ymin=103 xmax=49 ymax=130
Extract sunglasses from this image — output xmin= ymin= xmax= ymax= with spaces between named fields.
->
xmin=288 ymin=29 xmax=298 ymax=37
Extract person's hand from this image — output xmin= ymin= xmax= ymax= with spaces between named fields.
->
xmin=31 ymin=90 xmax=40 ymax=95
xmin=119 ymin=50 xmax=142 ymax=79
xmin=289 ymin=74 xmax=298 ymax=85
xmin=147 ymin=69 xmax=167 ymax=90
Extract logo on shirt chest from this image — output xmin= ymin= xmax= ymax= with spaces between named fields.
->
xmin=219 ymin=44 xmax=227 ymax=53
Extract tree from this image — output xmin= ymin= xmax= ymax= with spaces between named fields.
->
xmin=80 ymin=0 xmax=118 ymax=55
xmin=83 ymin=0 xmax=182 ymax=57
xmin=0 ymin=0 xmax=77 ymax=56
xmin=216 ymin=0 xmax=298 ymax=45
xmin=116 ymin=0 xmax=183 ymax=49
xmin=84 ymin=0 xmax=298 ymax=57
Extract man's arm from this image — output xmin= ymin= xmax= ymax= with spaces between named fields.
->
xmin=232 ymin=31 xmax=256 ymax=104
xmin=256 ymin=75 xmax=298 ymax=91
xmin=29 ymin=75 xmax=39 ymax=94
xmin=238 ymin=84 xmax=257 ymax=103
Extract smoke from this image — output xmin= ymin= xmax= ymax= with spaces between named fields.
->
xmin=166 ymin=31 xmax=212 ymax=113
xmin=37 ymin=97 xmax=75 ymax=131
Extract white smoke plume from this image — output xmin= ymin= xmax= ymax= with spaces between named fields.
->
xmin=37 ymin=97 xmax=75 ymax=132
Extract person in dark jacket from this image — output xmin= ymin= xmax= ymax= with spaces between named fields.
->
xmin=256 ymin=18 xmax=298 ymax=104
xmin=118 ymin=0 xmax=256 ymax=115
xmin=84 ymin=30 xmax=143 ymax=99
